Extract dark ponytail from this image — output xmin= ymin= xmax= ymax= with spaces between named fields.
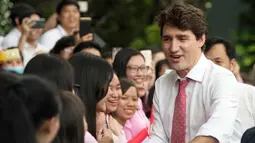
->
xmin=0 ymin=82 xmax=36 ymax=143
xmin=0 ymin=75 xmax=61 ymax=143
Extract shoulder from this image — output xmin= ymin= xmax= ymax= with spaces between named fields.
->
xmin=206 ymin=61 xmax=236 ymax=83
xmin=37 ymin=43 xmax=50 ymax=52
xmin=238 ymin=83 xmax=255 ymax=97
xmin=41 ymin=27 xmax=59 ymax=38
xmin=155 ymin=70 xmax=175 ymax=86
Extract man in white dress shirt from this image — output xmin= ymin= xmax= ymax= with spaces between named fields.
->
xmin=204 ymin=37 xmax=255 ymax=143
xmin=17 ymin=9 xmax=49 ymax=66
xmin=149 ymin=2 xmax=239 ymax=143
xmin=2 ymin=3 xmax=35 ymax=48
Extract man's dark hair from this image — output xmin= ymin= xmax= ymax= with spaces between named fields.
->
xmin=155 ymin=2 xmax=207 ymax=39
xmin=241 ymin=127 xmax=255 ymax=143
xmin=204 ymin=37 xmax=236 ymax=60
xmin=18 ymin=8 xmax=41 ymax=25
xmin=73 ymin=41 xmax=102 ymax=55
xmin=56 ymin=0 xmax=80 ymax=15
xmin=10 ymin=3 xmax=35 ymax=26
xmin=50 ymin=36 xmax=76 ymax=54
xmin=102 ymin=51 xmax=112 ymax=60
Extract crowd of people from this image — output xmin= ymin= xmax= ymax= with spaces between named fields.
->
xmin=1 ymin=0 xmax=255 ymax=143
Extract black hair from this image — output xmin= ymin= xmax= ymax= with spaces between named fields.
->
xmin=69 ymin=53 xmax=113 ymax=138
xmin=0 ymin=75 xmax=61 ymax=143
xmin=113 ymin=48 xmax=145 ymax=78
xmin=155 ymin=59 xmax=169 ymax=80
xmin=56 ymin=0 xmax=80 ymax=15
xmin=24 ymin=54 xmax=74 ymax=91
xmin=73 ymin=41 xmax=102 ymax=55
xmin=18 ymin=8 xmax=41 ymax=26
xmin=241 ymin=127 xmax=255 ymax=143
xmin=0 ymin=71 xmax=20 ymax=94
xmin=10 ymin=3 xmax=35 ymax=26
xmin=119 ymin=78 xmax=136 ymax=95
xmin=50 ymin=36 xmax=76 ymax=54
xmin=102 ymin=51 xmax=112 ymax=60
xmin=53 ymin=91 xmax=85 ymax=143
xmin=204 ymin=37 xmax=236 ymax=60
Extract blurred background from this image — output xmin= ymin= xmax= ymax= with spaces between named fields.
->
xmin=0 ymin=0 xmax=254 ymax=73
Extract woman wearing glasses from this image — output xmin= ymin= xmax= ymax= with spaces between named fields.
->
xmin=113 ymin=48 xmax=149 ymax=141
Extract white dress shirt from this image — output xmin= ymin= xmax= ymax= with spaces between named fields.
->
xmin=22 ymin=43 xmax=49 ymax=66
xmin=231 ymin=83 xmax=255 ymax=143
xmin=2 ymin=28 xmax=21 ymax=48
xmin=149 ymin=54 xmax=239 ymax=143
xmin=39 ymin=25 xmax=68 ymax=50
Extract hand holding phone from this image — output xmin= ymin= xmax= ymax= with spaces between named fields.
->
xmin=32 ymin=18 xmax=45 ymax=29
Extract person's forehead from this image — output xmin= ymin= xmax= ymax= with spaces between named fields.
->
xmin=162 ymin=25 xmax=195 ymax=37
xmin=30 ymin=14 xmax=40 ymax=20
xmin=127 ymin=55 xmax=144 ymax=66
xmin=209 ymin=43 xmax=227 ymax=56
xmin=62 ymin=4 xmax=78 ymax=10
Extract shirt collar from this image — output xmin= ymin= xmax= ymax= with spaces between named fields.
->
xmin=173 ymin=53 xmax=208 ymax=83
xmin=57 ymin=25 xmax=68 ymax=37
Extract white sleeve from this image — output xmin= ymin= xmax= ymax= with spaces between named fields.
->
xmin=39 ymin=32 xmax=57 ymax=50
xmin=196 ymin=73 xmax=239 ymax=142
xmin=148 ymin=82 xmax=168 ymax=143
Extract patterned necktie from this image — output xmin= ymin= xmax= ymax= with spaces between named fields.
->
xmin=171 ymin=79 xmax=190 ymax=143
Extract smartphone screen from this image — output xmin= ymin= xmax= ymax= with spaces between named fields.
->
xmin=79 ymin=17 xmax=92 ymax=37
xmin=32 ymin=18 xmax=45 ymax=29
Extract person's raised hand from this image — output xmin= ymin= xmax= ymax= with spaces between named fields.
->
xmin=21 ymin=17 xmax=35 ymax=37
xmin=98 ymin=125 xmax=114 ymax=143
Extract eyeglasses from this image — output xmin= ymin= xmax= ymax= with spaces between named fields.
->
xmin=126 ymin=66 xmax=150 ymax=74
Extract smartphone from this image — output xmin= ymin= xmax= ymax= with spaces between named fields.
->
xmin=140 ymin=50 xmax=152 ymax=67
xmin=105 ymin=115 xmax=109 ymax=129
xmin=112 ymin=47 xmax=122 ymax=61
xmin=0 ymin=48 xmax=21 ymax=62
xmin=32 ymin=18 xmax=45 ymax=29
xmin=79 ymin=17 xmax=92 ymax=37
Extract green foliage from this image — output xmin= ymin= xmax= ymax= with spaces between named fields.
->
xmin=235 ymin=31 xmax=255 ymax=72
xmin=0 ymin=0 xmax=13 ymax=35
xmin=88 ymin=0 xmax=161 ymax=48
xmin=236 ymin=0 xmax=255 ymax=72
xmin=129 ymin=23 xmax=161 ymax=50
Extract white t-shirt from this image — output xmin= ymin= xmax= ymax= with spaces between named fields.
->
xmin=39 ymin=25 xmax=68 ymax=50
xmin=22 ymin=43 xmax=49 ymax=66
xmin=2 ymin=28 xmax=21 ymax=48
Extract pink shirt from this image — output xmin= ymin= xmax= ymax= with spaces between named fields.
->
xmin=124 ymin=98 xmax=149 ymax=140
xmin=84 ymin=131 xmax=97 ymax=143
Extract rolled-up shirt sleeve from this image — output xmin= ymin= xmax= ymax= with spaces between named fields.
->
xmin=148 ymin=81 xmax=168 ymax=143
xmin=196 ymin=73 xmax=239 ymax=142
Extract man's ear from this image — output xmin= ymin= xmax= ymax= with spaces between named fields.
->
xmin=15 ymin=17 xmax=20 ymax=26
xmin=198 ymin=34 xmax=206 ymax=49
xmin=230 ymin=59 xmax=236 ymax=72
